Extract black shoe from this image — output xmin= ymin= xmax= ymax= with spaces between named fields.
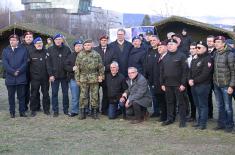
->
xmin=161 ymin=120 xmax=174 ymax=126
xmin=44 ymin=111 xmax=50 ymax=115
xmin=199 ymin=126 xmax=207 ymax=130
xmin=10 ymin=113 xmax=15 ymax=118
xmin=64 ymin=111 xmax=69 ymax=115
xmin=31 ymin=111 xmax=36 ymax=117
xmin=179 ymin=121 xmax=186 ymax=128
xmin=20 ymin=113 xmax=27 ymax=117
xmin=150 ymin=113 xmax=160 ymax=118
xmin=213 ymin=126 xmax=225 ymax=130
xmin=69 ymin=113 xmax=78 ymax=117
xmin=225 ymin=128 xmax=233 ymax=133
xmin=53 ymin=112 xmax=59 ymax=117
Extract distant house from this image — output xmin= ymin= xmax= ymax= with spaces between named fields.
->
xmin=0 ymin=23 xmax=76 ymax=58
xmin=153 ymin=16 xmax=235 ymax=41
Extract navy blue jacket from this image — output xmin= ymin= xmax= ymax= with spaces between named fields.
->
xmin=128 ymin=47 xmax=146 ymax=74
xmin=2 ymin=45 xmax=28 ymax=85
xmin=109 ymin=40 xmax=133 ymax=77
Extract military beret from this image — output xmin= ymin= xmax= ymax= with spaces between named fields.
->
xmin=24 ymin=31 xmax=33 ymax=37
xmin=73 ymin=39 xmax=83 ymax=46
xmin=196 ymin=41 xmax=208 ymax=49
xmin=214 ymin=36 xmax=226 ymax=42
xmin=146 ymin=30 xmax=153 ymax=35
xmin=33 ymin=37 xmax=43 ymax=44
xmin=53 ymin=34 xmax=64 ymax=40
xmin=83 ymin=39 xmax=93 ymax=45
xmin=158 ymin=40 xmax=167 ymax=46
xmin=139 ymin=34 xmax=144 ymax=37
xmin=167 ymin=39 xmax=178 ymax=44
xmin=132 ymin=36 xmax=141 ymax=42
xmin=99 ymin=35 xmax=109 ymax=40
xmin=9 ymin=34 xmax=19 ymax=40
xmin=225 ymin=39 xmax=234 ymax=45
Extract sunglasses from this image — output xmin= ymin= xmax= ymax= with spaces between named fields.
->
xmin=196 ymin=46 xmax=202 ymax=49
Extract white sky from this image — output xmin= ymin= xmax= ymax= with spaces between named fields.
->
xmin=3 ymin=0 xmax=235 ymax=18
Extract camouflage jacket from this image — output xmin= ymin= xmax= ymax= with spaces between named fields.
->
xmin=75 ymin=50 xmax=104 ymax=83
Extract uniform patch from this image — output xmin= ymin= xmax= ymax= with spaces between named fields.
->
xmin=208 ymin=62 xmax=212 ymax=68
xmin=196 ymin=61 xmax=201 ymax=67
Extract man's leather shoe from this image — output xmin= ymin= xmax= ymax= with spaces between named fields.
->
xmin=161 ymin=120 xmax=173 ymax=126
xmin=69 ymin=113 xmax=78 ymax=117
xmin=20 ymin=113 xmax=27 ymax=117
xmin=53 ymin=112 xmax=59 ymax=117
xmin=31 ymin=111 xmax=36 ymax=117
xmin=10 ymin=113 xmax=15 ymax=118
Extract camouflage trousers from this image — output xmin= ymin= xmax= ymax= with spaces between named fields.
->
xmin=79 ymin=82 xmax=99 ymax=109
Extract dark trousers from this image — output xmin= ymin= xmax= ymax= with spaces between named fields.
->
xmin=191 ymin=84 xmax=210 ymax=127
xmin=132 ymin=102 xmax=146 ymax=120
xmin=187 ymin=84 xmax=196 ymax=119
xmin=100 ymin=81 xmax=109 ymax=114
xmin=51 ymin=78 xmax=69 ymax=113
xmin=6 ymin=84 xmax=26 ymax=114
xmin=165 ymin=86 xmax=187 ymax=122
xmin=25 ymin=83 xmax=30 ymax=110
xmin=30 ymin=79 xmax=50 ymax=112
xmin=156 ymin=93 xmax=167 ymax=121
xmin=150 ymin=86 xmax=160 ymax=115
xmin=208 ymin=83 xmax=214 ymax=118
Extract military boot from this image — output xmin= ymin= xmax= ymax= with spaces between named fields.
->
xmin=79 ymin=108 xmax=86 ymax=120
xmin=92 ymin=108 xmax=99 ymax=119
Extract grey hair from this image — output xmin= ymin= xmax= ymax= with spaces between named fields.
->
xmin=117 ymin=28 xmax=126 ymax=34
xmin=110 ymin=61 xmax=119 ymax=68
xmin=128 ymin=67 xmax=138 ymax=72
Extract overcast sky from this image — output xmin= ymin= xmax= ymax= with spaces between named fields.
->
xmin=3 ymin=0 xmax=235 ymax=18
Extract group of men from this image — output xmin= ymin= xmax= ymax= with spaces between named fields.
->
xmin=2 ymin=28 xmax=235 ymax=132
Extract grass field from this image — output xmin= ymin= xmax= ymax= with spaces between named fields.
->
xmin=0 ymin=79 xmax=235 ymax=155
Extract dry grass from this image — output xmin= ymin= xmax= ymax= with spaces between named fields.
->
xmin=0 ymin=79 xmax=235 ymax=155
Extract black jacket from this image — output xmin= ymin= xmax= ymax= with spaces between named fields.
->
xmin=29 ymin=48 xmax=49 ymax=80
xmin=109 ymin=40 xmax=133 ymax=77
xmin=153 ymin=53 xmax=167 ymax=94
xmin=144 ymin=47 xmax=159 ymax=86
xmin=189 ymin=53 xmax=213 ymax=85
xmin=181 ymin=35 xmax=192 ymax=52
xmin=94 ymin=45 xmax=118 ymax=73
xmin=128 ymin=47 xmax=146 ymax=74
xmin=47 ymin=45 xmax=71 ymax=79
xmin=64 ymin=52 xmax=78 ymax=80
xmin=160 ymin=50 xmax=188 ymax=87
xmin=106 ymin=72 xmax=127 ymax=103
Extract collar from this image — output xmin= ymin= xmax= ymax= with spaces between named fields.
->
xmin=117 ymin=40 xmax=125 ymax=45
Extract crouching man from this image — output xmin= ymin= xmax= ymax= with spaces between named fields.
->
xmin=106 ymin=61 xmax=127 ymax=119
xmin=121 ymin=67 xmax=152 ymax=124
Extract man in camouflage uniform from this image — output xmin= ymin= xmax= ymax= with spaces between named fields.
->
xmin=75 ymin=39 xmax=104 ymax=119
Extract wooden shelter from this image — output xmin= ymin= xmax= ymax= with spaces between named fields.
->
xmin=0 ymin=23 xmax=76 ymax=58
xmin=153 ymin=16 xmax=235 ymax=41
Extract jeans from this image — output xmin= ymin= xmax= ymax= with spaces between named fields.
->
xmin=6 ymin=84 xmax=26 ymax=114
xmin=214 ymin=84 xmax=234 ymax=129
xmin=69 ymin=79 xmax=80 ymax=114
xmin=51 ymin=78 xmax=69 ymax=113
xmin=191 ymin=84 xmax=210 ymax=127
xmin=108 ymin=102 xmax=118 ymax=119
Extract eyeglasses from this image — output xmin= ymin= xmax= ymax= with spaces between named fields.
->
xmin=196 ymin=46 xmax=202 ymax=49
